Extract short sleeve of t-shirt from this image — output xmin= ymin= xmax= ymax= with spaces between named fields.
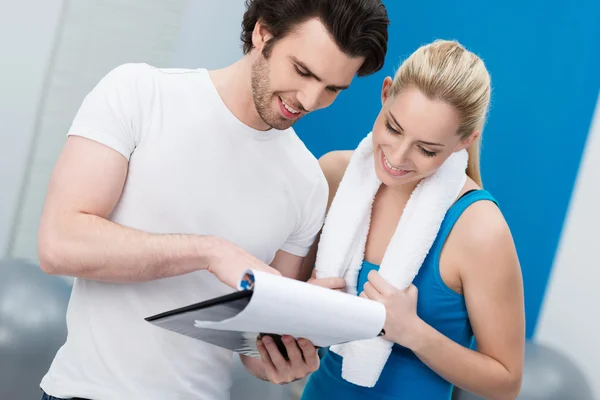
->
xmin=67 ymin=63 xmax=152 ymax=160
xmin=280 ymin=172 xmax=329 ymax=257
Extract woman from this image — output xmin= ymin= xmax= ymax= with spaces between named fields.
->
xmin=300 ymin=40 xmax=525 ymax=400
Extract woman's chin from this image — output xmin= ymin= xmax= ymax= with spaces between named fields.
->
xmin=376 ymin=167 xmax=423 ymax=189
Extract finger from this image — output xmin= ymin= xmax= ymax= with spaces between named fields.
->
xmin=282 ymin=335 xmax=304 ymax=367
xmin=297 ymin=338 xmax=319 ymax=371
xmin=310 ymin=268 xmax=317 ymax=279
xmin=310 ymin=277 xmax=346 ymax=290
xmin=367 ymin=270 xmax=394 ymax=295
xmin=261 ymin=335 xmax=289 ymax=372
xmin=256 ymin=338 xmax=278 ymax=379
xmin=363 ymin=281 xmax=385 ymax=302
xmin=359 ymin=291 xmax=369 ymax=299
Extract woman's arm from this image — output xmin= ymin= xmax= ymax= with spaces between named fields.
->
xmin=364 ymin=200 xmax=525 ymax=400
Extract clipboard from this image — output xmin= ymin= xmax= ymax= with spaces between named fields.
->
xmin=145 ymin=269 xmax=386 ymax=359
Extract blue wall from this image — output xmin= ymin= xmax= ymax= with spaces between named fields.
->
xmin=295 ymin=0 xmax=600 ymax=338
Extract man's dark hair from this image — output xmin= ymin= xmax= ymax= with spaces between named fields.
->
xmin=240 ymin=0 xmax=389 ymax=76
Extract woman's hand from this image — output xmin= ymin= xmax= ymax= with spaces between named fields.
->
xmin=360 ymin=270 xmax=424 ymax=349
xmin=307 ymin=269 xmax=346 ymax=291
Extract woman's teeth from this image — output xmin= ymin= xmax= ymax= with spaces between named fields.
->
xmin=384 ymin=154 xmax=406 ymax=172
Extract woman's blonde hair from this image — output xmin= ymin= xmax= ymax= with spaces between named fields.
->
xmin=390 ymin=39 xmax=491 ymax=187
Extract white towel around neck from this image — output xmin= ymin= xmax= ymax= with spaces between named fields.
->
xmin=314 ymin=132 xmax=468 ymax=387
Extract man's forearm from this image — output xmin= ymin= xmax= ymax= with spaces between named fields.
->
xmin=38 ymin=211 xmax=217 ymax=282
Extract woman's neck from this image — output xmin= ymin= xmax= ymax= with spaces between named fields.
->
xmin=381 ymin=179 xmax=421 ymax=202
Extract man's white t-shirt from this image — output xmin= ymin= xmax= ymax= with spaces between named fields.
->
xmin=40 ymin=63 xmax=328 ymax=400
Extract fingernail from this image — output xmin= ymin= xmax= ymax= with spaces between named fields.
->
xmin=283 ymin=336 xmax=292 ymax=344
xmin=298 ymin=339 xmax=307 ymax=346
xmin=262 ymin=336 xmax=272 ymax=344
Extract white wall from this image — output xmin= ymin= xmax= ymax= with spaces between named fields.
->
xmin=172 ymin=0 xmax=245 ymax=69
xmin=536 ymin=91 xmax=600 ymax=399
xmin=0 ymin=0 xmax=64 ymax=258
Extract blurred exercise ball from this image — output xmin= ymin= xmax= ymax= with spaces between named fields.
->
xmin=0 ymin=259 xmax=71 ymax=398
xmin=453 ymin=341 xmax=594 ymax=400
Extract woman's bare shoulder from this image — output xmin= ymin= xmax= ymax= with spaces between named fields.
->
xmin=318 ymin=150 xmax=354 ymax=203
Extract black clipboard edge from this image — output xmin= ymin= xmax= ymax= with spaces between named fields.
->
xmin=144 ymin=290 xmax=253 ymax=322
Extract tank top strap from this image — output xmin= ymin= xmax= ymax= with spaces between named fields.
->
xmin=430 ymin=189 xmax=499 ymax=256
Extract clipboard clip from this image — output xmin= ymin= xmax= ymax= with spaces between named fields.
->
xmin=239 ymin=271 xmax=255 ymax=291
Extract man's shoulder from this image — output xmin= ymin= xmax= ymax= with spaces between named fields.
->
xmin=272 ymin=132 xmax=328 ymax=205
xmin=89 ymin=63 xmax=158 ymax=102
xmin=100 ymin=63 xmax=206 ymax=88
xmin=100 ymin=62 xmax=156 ymax=83
xmin=109 ymin=62 xmax=204 ymax=75
xmin=283 ymin=130 xmax=325 ymax=179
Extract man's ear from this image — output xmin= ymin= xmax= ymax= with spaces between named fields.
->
xmin=251 ymin=18 xmax=273 ymax=53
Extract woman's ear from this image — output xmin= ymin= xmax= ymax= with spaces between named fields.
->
xmin=455 ymin=131 xmax=480 ymax=152
xmin=381 ymin=76 xmax=393 ymax=105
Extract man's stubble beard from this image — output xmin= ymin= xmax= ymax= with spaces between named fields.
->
xmin=250 ymin=54 xmax=299 ymax=131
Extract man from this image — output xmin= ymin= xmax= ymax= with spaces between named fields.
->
xmin=38 ymin=0 xmax=389 ymax=399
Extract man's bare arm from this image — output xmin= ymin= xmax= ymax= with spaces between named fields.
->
xmin=38 ymin=136 xmax=279 ymax=287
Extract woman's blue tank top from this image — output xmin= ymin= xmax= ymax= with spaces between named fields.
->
xmin=301 ymin=189 xmax=498 ymax=400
